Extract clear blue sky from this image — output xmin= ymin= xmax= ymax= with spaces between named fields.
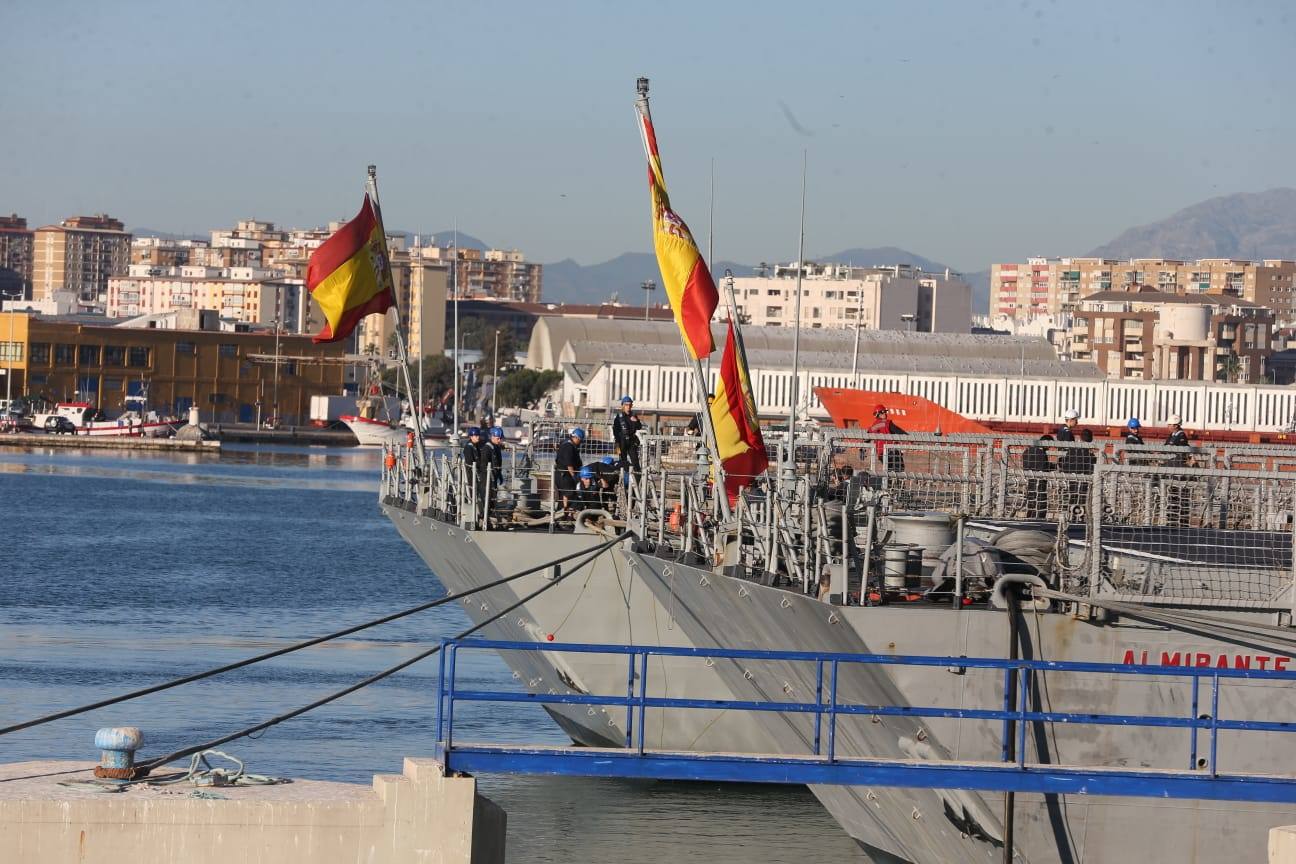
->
xmin=2 ymin=0 xmax=1292 ymax=271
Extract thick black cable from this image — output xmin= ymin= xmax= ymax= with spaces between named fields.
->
xmin=136 ymin=532 xmax=622 ymax=773
xmin=1 ymin=531 xmax=629 ymax=738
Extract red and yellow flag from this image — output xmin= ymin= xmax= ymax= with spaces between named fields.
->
xmin=306 ymin=195 xmax=395 ymax=343
xmin=710 ymin=319 xmax=769 ymax=501
xmin=636 ymin=104 xmax=718 ymax=359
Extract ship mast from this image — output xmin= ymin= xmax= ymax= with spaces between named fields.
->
xmin=786 ymin=152 xmax=807 ymax=476
xmin=634 ymin=77 xmax=731 ymax=520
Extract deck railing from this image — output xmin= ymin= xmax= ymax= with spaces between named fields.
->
xmin=435 ymin=638 xmax=1296 ymax=802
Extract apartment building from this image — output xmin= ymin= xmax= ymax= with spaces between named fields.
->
xmin=992 ymin=257 xmax=1296 ymax=322
xmin=0 ymin=214 xmax=33 ymax=299
xmin=1071 ymin=287 xmax=1274 ymax=383
xmin=131 ymin=236 xmax=209 ymax=268
xmin=32 ymin=215 xmax=131 ymax=304
xmin=356 ymin=256 xmax=449 ymax=359
xmin=105 ymin=265 xmax=304 ymax=330
xmin=727 ymin=262 xmax=971 ymax=333
xmin=418 ymin=245 xmax=543 ymax=302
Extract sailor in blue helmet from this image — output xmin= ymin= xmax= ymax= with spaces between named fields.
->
xmin=463 ymin=426 xmax=483 ymax=472
xmin=553 ymin=426 xmax=584 ymax=514
xmin=573 ymin=463 xmax=595 ymax=506
xmin=1125 ymin=417 xmax=1144 ymax=446
xmin=594 ymin=453 xmax=620 ymax=510
xmin=612 ymin=395 xmax=644 ymax=479
xmin=485 ymin=425 xmax=506 ymax=487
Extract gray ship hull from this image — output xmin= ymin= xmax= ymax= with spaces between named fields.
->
xmin=382 ymin=501 xmax=1003 ymax=861
xmin=628 ymin=551 xmax=1296 ymax=864
xmin=383 ymin=502 xmax=778 ymax=753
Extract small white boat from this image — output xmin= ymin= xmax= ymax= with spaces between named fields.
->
xmin=31 ymin=401 xmax=175 ymax=437
xmin=340 ymin=414 xmax=408 ymax=447
xmin=341 ymin=413 xmax=450 ymax=447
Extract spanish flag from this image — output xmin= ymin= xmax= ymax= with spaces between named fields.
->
xmin=636 ymin=102 xmax=718 ymax=359
xmin=306 ymin=195 xmax=395 ymax=343
xmin=710 ymin=318 xmax=768 ymax=501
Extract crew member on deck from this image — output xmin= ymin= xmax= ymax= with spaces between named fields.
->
xmin=595 ymin=455 xmax=620 ymax=511
xmin=554 ymin=427 xmax=585 ymax=514
xmin=1125 ymin=417 xmax=1144 ymax=446
xmin=463 ymin=427 xmax=483 ymax=478
xmin=486 ymin=426 xmax=506 ymax=487
xmin=575 ymin=465 xmax=601 ymax=510
xmin=866 ymin=404 xmax=906 ymax=472
xmin=612 ymin=396 xmax=644 ymax=479
xmin=1057 ymin=409 xmax=1079 ymax=442
xmin=1165 ymin=414 xmax=1189 ymax=450
xmin=1163 ymin=414 xmax=1191 ymax=526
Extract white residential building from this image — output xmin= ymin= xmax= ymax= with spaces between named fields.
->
xmin=105 ymin=265 xmax=304 ymax=330
xmin=727 ymin=262 xmax=971 ymax=332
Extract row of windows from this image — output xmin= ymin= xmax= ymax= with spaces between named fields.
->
xmin=29 ymin=343 xmax=151 ymax=368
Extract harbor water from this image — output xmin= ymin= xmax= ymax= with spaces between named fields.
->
xmin=0 ymin=443 xmax=868 ymax=862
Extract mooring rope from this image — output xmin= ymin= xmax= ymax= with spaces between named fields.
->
xmin=1 ymin=530 xmax=631 ymax=738
xmin=135 ymin=533 xmax=621 ymax=774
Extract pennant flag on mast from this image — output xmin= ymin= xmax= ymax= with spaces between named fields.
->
xmin=306 ymin=195 xmax=395 ymax=343
xmin=636 ymin=99 xmax=718 ymax=359
xmin=709 ymin=318 xmax=769 ymax=501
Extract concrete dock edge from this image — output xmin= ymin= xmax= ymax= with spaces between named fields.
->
xmin=0 ymin=756 xmax=504 ymax=864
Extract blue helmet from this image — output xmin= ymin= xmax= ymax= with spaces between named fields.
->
xmin=489 ymin=425 xmax=504 ymax=438
xmin=620 ymin=395 xmax=634 ymax=405
xmin=1128 ymin=417 xmax=1141 ymax=429
xmin=601 ymin=455 xmax=616 ymax=465
xmin=467 ymin=426 xmax=481 ymax=437
xmin=570 ymin=427 xmax=586 ymax=440
xmin=578 ymin=465 xmax=595 ymax=480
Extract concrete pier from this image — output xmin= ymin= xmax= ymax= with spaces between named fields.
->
xmin=0 ymin=757 xmax=505 ymax=863
xmin=0 ymin=433 xmax=220 ymax=452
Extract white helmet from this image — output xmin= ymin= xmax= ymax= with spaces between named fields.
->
xmin=1062 ymin=409 xmax=1079 ymax=421
xmin=1168 ymin=414 xmax=1182 ymax=426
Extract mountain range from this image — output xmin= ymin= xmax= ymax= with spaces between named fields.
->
xmin=1087 ymin=188 xmax=1296 ymax=261
xmin=537 ymin=188 xmax=1296 ymax=314
xmin=134 ymin=188 xmax=1296 ymax=315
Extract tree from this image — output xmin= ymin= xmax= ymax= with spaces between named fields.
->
xmin=495 ymin=368 xmax=562 ymax=409
xmin=452 ymin=317 xmax=518 ymax=367
xmin=382 ymin=355 xmax=456 ymax=403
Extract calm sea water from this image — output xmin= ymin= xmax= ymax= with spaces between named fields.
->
xmin=0 ymin=443 xmax=866 ymax=862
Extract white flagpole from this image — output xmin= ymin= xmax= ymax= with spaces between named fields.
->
xmin=635 ymin=77 xmax=730 ymax=520
xmin=786 ymin=152 xmax=806 ymax=475
xmin=365 ymin=164 xmax=424 ymax=460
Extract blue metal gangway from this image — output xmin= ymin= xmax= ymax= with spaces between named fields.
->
xmin=435 ymin=638 xmax=1296 ymax=803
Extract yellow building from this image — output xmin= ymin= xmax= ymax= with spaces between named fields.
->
xmin=0 ymin=311 xmax=347 ymax=423
xmin=32 ymin=215 xmax=132 ymax=303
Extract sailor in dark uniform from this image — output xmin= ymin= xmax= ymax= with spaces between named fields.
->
xmin=553 ymin=427 xmax=584 ymax=514
xmin=1057 ymin=409 xmax=1079 ymax=442
xmin=1163 ymin=413 xmax=1190 ymax=526
xmin=612 ymin=395 xmax=644 ymax=480
xmin=1125 ymin=417 xmax=1144 ymax=446
xmin=595 ymin=455 xmax=620 ymax=511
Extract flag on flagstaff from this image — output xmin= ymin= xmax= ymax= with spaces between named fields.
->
xmin=636 ymin=103 xmax=718 ymax=359
xmin=709 ymin=318 xmax=768 ymax=501
xmin=305 ymin=195 xmax=395 ymax=344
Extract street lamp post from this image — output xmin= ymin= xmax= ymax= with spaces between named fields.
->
xmin=641 ymin=280 xmax=656 ymax=320
xmin=491 ymin=328 xmax=501 ymax=416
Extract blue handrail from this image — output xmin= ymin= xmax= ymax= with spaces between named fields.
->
xmin=435 ymin=638 xmax=1296 ymax=787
